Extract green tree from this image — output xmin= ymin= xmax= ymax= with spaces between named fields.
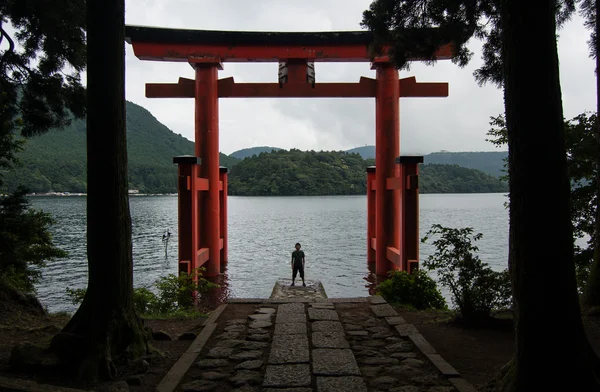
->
xmin=0 ymin=187 xmax=67 ymax=293
xmin=0 ymin=0 xmax=86 ymax=182
xmin=362 ymin=0 xmax=600 ymax=389
xmin=50 ymin=0 xmax=148 ymax=382
xmin=0 ymin=2 xmax=85 ymax=297
xmin=579 ymin=0 xmax=600 ymax=312
xmin=487 ymin=112 xmax=598 ymax=292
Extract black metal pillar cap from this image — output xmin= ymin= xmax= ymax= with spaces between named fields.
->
xmin=366 ymin=166 xmax=376 ymax=173
xmin=173 ymin=155 xmax=200 ymax=165
xmin=395 ymin=156 xmax=424 ymax=164
xmin=219 ymin=166 xmax=229 ymax=173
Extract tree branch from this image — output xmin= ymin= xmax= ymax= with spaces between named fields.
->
xmin=0 ymin=22 xmax=16 ymax=69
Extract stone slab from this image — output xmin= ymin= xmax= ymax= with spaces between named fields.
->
xmin=202 ymin=304 xmax=228 ymax=326
xmin=277 ymin=302 xmax=305 ymax=313
xmin=156 ymin=323 xmax=216 ymax=392
xmin=317 ymin=376 xmax=368 ymax=392
xmin=346 ymin=330 xmax=368 ymax=336
xmin=450 ymin=377 xmax=479 ymax=392
xmin=308 ymin=308 xmax=339 ymax=321
xmin=276 ymin=312 xmax=306 ymax=324
xmin=385 ymin=316 xmax=407 ymax=325
xmin=310 ymin=304 xmax=335 ymax=309
xmin=328 ymin=298 xmax=369 ymax=303
xmin=263 ymin=364 xmax=312 ymax=388
xmin=425 ymin=353 xmax=460 ymax=376
xmin=274 ymin=322 xmax=307 ymax=335
xmin=369 ymin=295 xmax=387 ymax=304
xmin=269 ymin=334 xmax=309 ymax=364
xmin=311 ymin=321 xmax=344 ymax=334
xmin=370 ymin=304 xmax=398 ymax=317
xmin=408 ymin=333 xmax=437 ymax=355
xmin=395 ymin=323 xmax=419 ymax=337
xmin=256 ymin=307 xmax=277 ymax=314
xmin=249 ymin=320 xmax=273 ymax=329
xmin=248 ymin=313 xmax=272 ymax=321
xmin=264 ymin=389 xmax=313 ymax=392
xmin=312 ymin=331 xmax=350 ymax=349
xmin=312 ymin=348 xmax=361 ymax=376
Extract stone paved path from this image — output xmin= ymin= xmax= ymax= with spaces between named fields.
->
xmin=174 ymin=297 xmax=476 ymax=392
xmin=270 ymin=279 xmax=327 ymax=300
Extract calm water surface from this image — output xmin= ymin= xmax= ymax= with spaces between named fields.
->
xmin=30 ymin=194 xmax=509 ymax=312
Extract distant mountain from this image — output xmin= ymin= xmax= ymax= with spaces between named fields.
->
xmin=4 ymin=101 xmax=507 ymax=195
xmin=346 ymin=146 xmax=376 ymax=159
xmin=425 ymin=151 xmax=507 ymax=178
xmin=345 ymin=145 xmax=507 ymax=178
xmin=4 ymin=101 xmax=240 ymax=194
xmin=230 ymin=146 xmax=283 ymax=160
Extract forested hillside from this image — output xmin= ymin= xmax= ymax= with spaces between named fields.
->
xmin=228 ymin=150 xmax=507 ymax=196
xmin=4 ymin=101 xmax=239 ymax=194
xmin=4 ymin=101 xmax=507 ymax=195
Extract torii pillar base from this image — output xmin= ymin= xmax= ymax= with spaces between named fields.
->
xmin=367 ymin=155 xmax=423 ymax=274
xmin=173 ymin=155 xmax=228 ymax=279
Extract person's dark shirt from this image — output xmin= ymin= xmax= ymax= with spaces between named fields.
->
xmin=292 ymin=250 xmax=305 ymax=267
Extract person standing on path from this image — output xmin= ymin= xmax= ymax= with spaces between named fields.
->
xmin=291 ymin=242 xmax=306 ymax=287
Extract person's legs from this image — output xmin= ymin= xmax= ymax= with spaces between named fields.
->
xmin=292 ymin=266 xmax=298 ymax=286
xmin=300 ymin=267 xmax=305 ymax=286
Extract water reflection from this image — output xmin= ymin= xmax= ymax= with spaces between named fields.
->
xmin=30 ymin=193 xmax=510 ymax=313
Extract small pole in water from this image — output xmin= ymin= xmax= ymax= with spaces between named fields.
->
xmin=162 ymin=229 xmax=171 ymax=257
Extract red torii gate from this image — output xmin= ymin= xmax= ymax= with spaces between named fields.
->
xmin=125 ymin=26 xmax=451 ymax=278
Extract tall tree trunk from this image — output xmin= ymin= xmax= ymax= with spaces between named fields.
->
xmin=50 ymin=0 xmax=148 ymax=382
xmin=582 ymin=0 xmax=600 ymax=313
xmin=493 ymin=0 xmax=600 ymax=390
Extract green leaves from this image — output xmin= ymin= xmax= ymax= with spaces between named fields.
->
xmin=0 ymin=187 xmax=67 ymax=293
xmin=0 ymin=0 xmax=86 ymax=185
xmin=66 ymin=267 xmax=219 ymax=316
xmin=378 ymin=269 xmax=447 ymax=310
xmin=422 ymin=224 xmax=511 ymax=323
xmin=361 ymin=0 xmax=576 ymax=86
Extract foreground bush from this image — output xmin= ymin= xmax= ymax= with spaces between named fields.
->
xmin=422 ymin=224 xmax=511 ymax=324
xmin=378 ymin=270 xmax=447 ymax=310
xmin=0 ymin=188 xmax=67 ymax=294
xmin=67 ymin=267 xmax=218 ymax=317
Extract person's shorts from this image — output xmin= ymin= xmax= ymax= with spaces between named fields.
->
xmin=293 ymin=264 xmax=304 ymax=279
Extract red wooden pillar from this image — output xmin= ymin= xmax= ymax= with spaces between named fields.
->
xmin=173 ymin=155 xmax=200 ymax=276
xmin=219 ymin=166 xmax=228 ymax=265
xmin=366 ymin=166 xmax=376 ymax=265
xmin=397 ymin=156 xmax=423 ymax=273
xmin=374 ymin=63 xmax=400 ymax=275
xmin=194 ymin=62 xmax=222 ymax=277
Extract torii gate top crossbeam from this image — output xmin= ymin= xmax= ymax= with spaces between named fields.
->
xmin=125 ymin=25 xmax=453 ymax=63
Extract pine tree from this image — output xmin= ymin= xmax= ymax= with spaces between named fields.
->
xmin=0 ymin=0 xmax=86 ymax=185
xmin=49 ymin=0 xmax=149 ymax=381
xmin=362 ymin=0 xmax=600 ymax=389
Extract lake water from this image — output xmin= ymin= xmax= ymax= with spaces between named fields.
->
xmin=30 ymin=193 xmax=510 ymax=313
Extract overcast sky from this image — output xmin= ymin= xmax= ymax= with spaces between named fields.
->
xmin=103 ymin=2 xmax=600 ymax=154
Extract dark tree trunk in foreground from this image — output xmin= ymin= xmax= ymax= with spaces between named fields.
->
xmin=582 ymin=0 xmax=600 ymax=313
xmin=51 ymin=0 xmax=148 ymax=381
xmin=495 ymin=0 xmax=600 ymax=390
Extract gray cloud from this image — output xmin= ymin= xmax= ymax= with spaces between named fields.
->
xmin=123 ymin=0 xmax=596 ymax=155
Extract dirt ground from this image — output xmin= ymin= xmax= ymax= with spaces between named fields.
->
xmin=0 ymin=299 xmax=207 ymax=392
xmin=393 ymin=306 xmax=600 ymax=390
xmin=3 ymin=300 xmax=600 ymax=391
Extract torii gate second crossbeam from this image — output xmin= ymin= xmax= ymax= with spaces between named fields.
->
xmin=125 ymin=26 xmax=451 ymax=278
